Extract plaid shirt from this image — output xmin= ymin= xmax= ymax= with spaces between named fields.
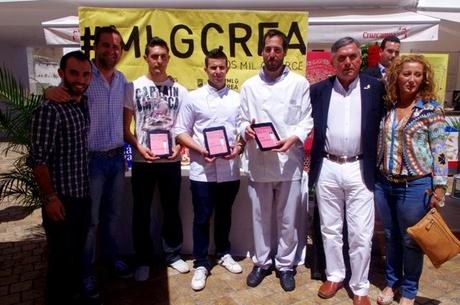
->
xmin=29 ymin=98 xmax=90 ymax=198
xmin=86 ymin=61 xmax=126 ymax=152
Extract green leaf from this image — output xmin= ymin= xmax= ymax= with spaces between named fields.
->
xmin=447 ymin=117 xmax=460 ymax=131
xmin=0 ymin=65 xmax=41 ymax=209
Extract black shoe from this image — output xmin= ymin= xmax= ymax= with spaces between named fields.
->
xmin=113 ymin=260 xmax=133 ymax=279
xmin=82 ymin=295 xmax=104 ymax=305
xmin=279 ymin=270 xmax=295 ymax=291
xmin=82 ymin=275 xmax=100 ymax=299
xmin=246 ymin=266 xmax=270 ymax=287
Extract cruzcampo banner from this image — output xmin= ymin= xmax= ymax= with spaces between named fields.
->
xmin=78 ymin=7 xmax=308 ymax=90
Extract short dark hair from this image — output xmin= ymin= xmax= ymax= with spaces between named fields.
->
xmin=94 ymin=26 xmax=124 ymax=47
xmin=59 ymin=50 xmax=91 ymax=70
xmin=144 ymin=36 xmax=169 ymax=56
xmin=331 ymin=36 xmax=361 ymax=55
xmin=263 ymin=29 xmax=288 ymax=51
xmin=205 ymin=48 xmax=228 ymax=67
xmin=380 ymin=36 xmax=401 ymax=50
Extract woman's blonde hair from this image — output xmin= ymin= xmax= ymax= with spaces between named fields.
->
xmin=384 ymin=54 xmax=437 ymax=108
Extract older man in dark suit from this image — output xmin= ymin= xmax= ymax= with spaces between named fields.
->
xmin=309 ymin=37 xmax=384 ymax=305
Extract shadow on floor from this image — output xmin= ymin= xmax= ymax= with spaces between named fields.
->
xmin=103 ymin=268 xmax=170 ymax=305
xmin=0 ymin=205 xmax=36 ymax=223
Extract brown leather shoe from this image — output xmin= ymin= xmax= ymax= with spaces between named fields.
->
xmin=317 ymin=280 xmax=343 ymax=299
xmin=353 ymin=295 xmax=371 ymax=305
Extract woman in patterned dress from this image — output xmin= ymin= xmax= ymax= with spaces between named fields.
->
xmin=374 ymin=54 xmax=448 ymax=305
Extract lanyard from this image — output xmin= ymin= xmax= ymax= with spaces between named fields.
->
xmin=388 ymin=103 xmax=415 ymax=175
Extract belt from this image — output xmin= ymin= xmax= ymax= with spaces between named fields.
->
xmin=89 ymin=146 xmax=124 ymax=158
xmin=323 ymin=152 xmax=363 ymax=164
xmin=384 ymin=174 xmax=430 ymax=184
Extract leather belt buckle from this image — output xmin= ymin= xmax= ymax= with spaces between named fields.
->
xmin=385 ymin=174 xmax=429 ymax=184
xmin=323 ymin=152 xmax=362 ymax=164
xmin=386 ymin=175 xmax=403 ymax=184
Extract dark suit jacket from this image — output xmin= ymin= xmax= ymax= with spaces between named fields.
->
xmin=308 ymin=74 xmax=384 ymax=191
xmin=362 ymin=65 xmax=383 ymax=80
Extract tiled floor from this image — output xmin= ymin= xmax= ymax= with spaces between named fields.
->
xmin=1 ymin=142 xmax=459 ymax=305
xmin=99 ymin=255 xmax=460 ymax=305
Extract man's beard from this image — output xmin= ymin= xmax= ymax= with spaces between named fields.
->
xmin=97 ymin=54 xmax=117 ymax=70
xmin=264 ymin=60 xmax=283 ymax=72
xmin=63 ymin=79 xmax=88 ymax=97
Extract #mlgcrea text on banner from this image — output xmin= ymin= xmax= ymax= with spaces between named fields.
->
xmin=78 ymin=7 xmax=308 ymax=90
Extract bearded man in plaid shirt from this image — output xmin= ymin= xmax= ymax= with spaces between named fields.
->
xmin=29 ymin=51 xmax=92 ymax=305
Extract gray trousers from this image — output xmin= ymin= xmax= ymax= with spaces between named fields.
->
xmin=248 ymin=180 xmax=302 ymax=271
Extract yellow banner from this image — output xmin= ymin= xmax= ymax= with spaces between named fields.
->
xmin=400 ymin=52 xmax=449 ymax=104
xmin=78 ymin=7 xmax=308 ymax=90
xmin=422 ymin=53 xmax=449 ymax=104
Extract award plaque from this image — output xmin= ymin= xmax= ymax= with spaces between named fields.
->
xmin=147 ymin=129 xmax=172 ymax=158
xmin=251 ymin=122 xmax=281 ymax=151
xmin=203 ymin=126 xmax=231 ymax=158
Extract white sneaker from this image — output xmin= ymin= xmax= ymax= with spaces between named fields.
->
xmin=218 ymin=254 xmax=243 ymax=274
xmin=169 ymin=259 xmax=190 ymax=273
xmin=134 ymin=265 xmax=150 ymax=282
xmin=191 ymin=267 xmax=208 ymax=291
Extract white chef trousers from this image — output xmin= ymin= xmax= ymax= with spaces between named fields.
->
xmin=316 ymin=158 xmax=374 ymax=296
xmin=248 ymin=180 xmax=302 ymax=271
xmin=296 ymin=172 xmax=310 ymax=265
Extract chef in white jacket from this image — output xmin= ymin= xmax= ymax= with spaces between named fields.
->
xmin=238 ymin=29 xmax=313 ymax=292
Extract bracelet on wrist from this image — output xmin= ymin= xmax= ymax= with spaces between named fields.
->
xmin=431 ymin=191 xmax=446 ymax=207
xmin=42 ymin=192 xmax=58 ymax=205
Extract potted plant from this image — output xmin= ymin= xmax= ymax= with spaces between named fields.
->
xmin=0 ymin=65 xmax=42 ymax=209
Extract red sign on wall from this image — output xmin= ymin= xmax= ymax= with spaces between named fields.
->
xmin=306 ymin=51 xmax=336 ymax=85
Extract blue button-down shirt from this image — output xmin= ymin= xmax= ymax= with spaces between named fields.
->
xmin=87 ymin=61 xmax=126 ymax=152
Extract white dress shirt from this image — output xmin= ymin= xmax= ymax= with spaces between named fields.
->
xmin=325 ymin=77 xmax=362 ymax=156
xmin=175 ymin=84 xmax=240 ymax=182
xmin=378 ymin=63 xmax=386 ymax=79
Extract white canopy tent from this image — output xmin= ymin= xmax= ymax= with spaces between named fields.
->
xmin=309 ymin=10 xmax=439 ymax=43
xmin=42 ymin=16 xmax=80 ymax=46
xmin=417 ymin=0 xmax=460 ymax=23
xmin=42 ymin=10 xmax=440 ymax=46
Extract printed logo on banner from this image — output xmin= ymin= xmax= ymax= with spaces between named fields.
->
xmin=78 ymin=8 xmax=308 ymax=90
xmin=124 ymin=144 xmax=133 ymax=170
xmin=80 ymin=23 xmax=306 ymax=59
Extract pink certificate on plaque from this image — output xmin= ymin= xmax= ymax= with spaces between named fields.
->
xmin=207 ymin=130 xmax=227 ymax=154
xmin=203 ymin=126 xmax=230 ymax=157
xmin=252 ymin=122 xmax=280 ymax=151
xmin=149 ymin=133 xmax=170 ymax=156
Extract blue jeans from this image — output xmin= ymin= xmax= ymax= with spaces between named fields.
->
xmin=374 ymin=174 xmax=431 ymax=299
xmin=83 ymin=151 xmax=125 ymax=277
xmin=190 ymin=180 xmax=240 ymax=270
